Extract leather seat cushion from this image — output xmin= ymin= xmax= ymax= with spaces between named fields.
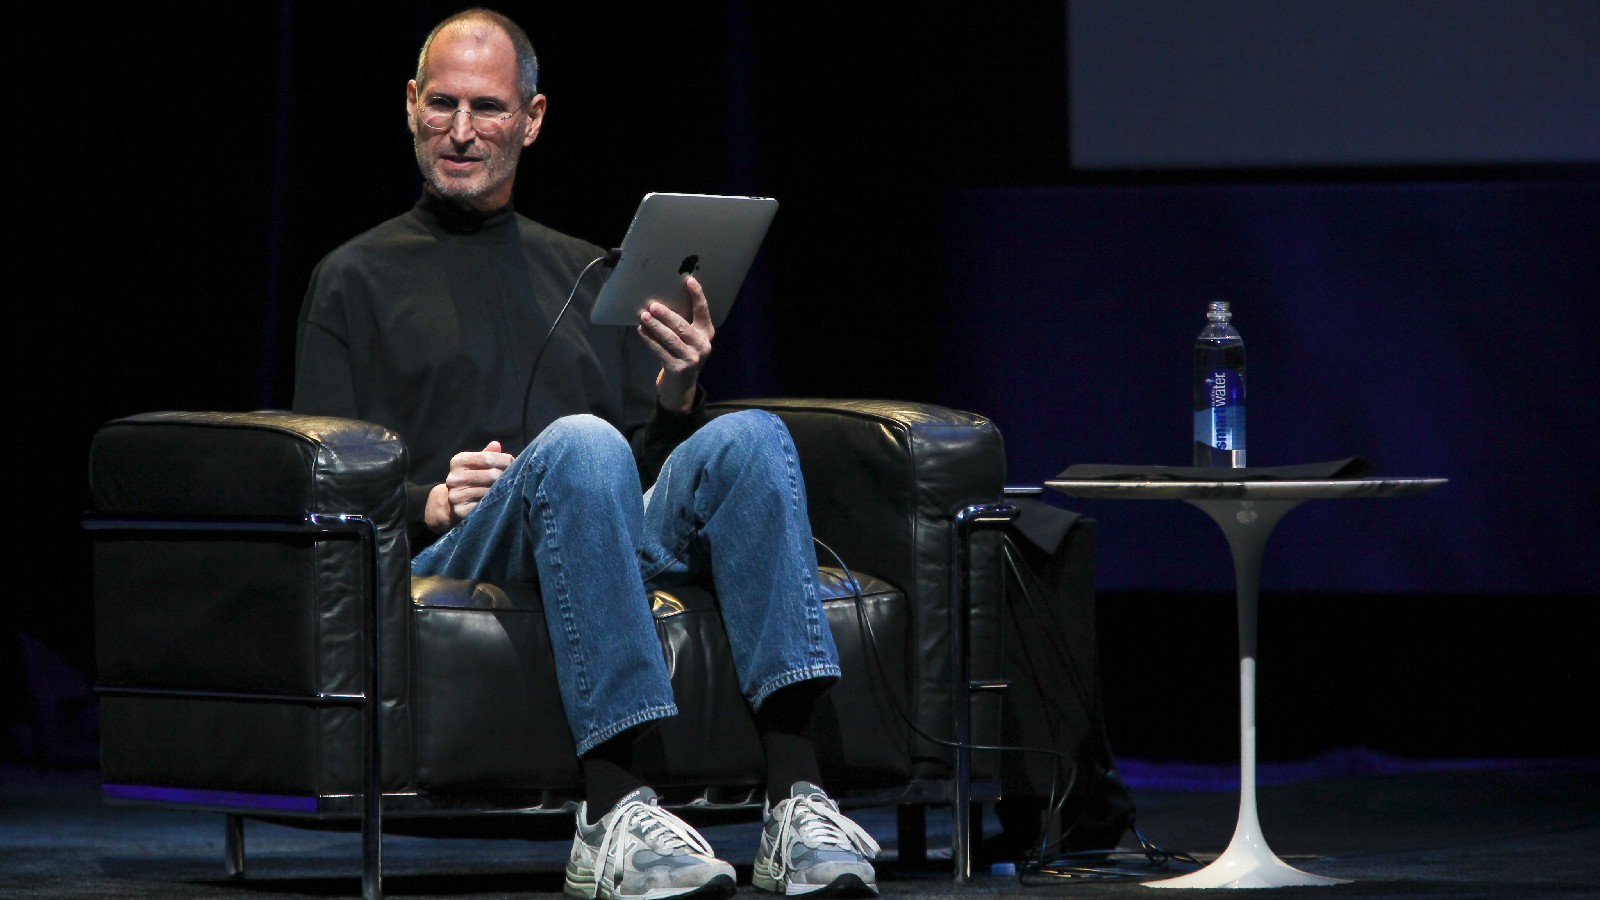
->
xmin=410 ymin=568 xmax=910 ymax=796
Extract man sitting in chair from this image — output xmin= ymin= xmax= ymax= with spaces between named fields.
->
xmin=291 ymin=7 xmax=878 ymax=899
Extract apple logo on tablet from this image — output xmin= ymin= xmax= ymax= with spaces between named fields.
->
xmin=678 ymin=255 xmax=700 ymax=276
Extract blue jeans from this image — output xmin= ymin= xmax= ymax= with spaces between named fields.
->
xmin=411 ymin=410 xmax=841 ymax=755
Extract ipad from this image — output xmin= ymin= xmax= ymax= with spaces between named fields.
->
xmin=590 ymin=192 xmax=779 ymax=327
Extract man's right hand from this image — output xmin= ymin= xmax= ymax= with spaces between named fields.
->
xmin=425 ymin=440 xmax=515 ymax=532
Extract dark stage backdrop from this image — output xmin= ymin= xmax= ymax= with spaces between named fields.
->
xmin=12 ymin=1 xmax=1597 ymax=764
xmin=939 ymin=182 xmax=1599 ymax=594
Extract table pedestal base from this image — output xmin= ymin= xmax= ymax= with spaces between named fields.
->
xmin=1147 ymin=811 xmax=1347 ymax=889
xmin=1145 ymin=496 xmax=1348 ymax=890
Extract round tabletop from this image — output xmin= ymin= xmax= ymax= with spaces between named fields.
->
xmin=1043 ymin=476 xmax=1447 ymax=501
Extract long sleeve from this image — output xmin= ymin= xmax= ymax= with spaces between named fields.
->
xmin=292 ymin=253 xmax=444 ymax=548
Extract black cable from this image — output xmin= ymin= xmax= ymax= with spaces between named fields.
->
xmin=993 ymin=531 xmax=1121 ymax=872
xmin=810 ymin=536 xmax=1075 ymax=768
xmin=999 ymin=536 xmax=1098 ymax=716
xmin=996 ymin=531 xmax=1136 ymax=867
xmin=813 ymin=528 xmax=1197 ymax=884
xmin=993 ymin=536 xmax=1081 ymax=866
xmin=1022 ymin=823 xmax=1200 ymax=884
xmin=810 ymin=535 xmax=1071 ymax=872
xmin=991 ymin=537 xmax=1197 ymax=881
xmin=519 ymin=249 xmax=621 ymax=449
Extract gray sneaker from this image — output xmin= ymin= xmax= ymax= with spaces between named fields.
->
xmin=753 ymin=782 xmax=880 ymax=896
xmin=564 ymin=787 xmax=737 ymax=899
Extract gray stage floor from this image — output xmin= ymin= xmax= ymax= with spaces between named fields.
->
xmin=3 ymin=754 xmax=1596 ymax=899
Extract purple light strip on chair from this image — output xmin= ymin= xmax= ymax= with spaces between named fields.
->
xmin=104 ymin=783 xmax=318 ymax=813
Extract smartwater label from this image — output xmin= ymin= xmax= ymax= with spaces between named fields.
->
xmin=1195 ymin=387 xmax=1246 ymax=465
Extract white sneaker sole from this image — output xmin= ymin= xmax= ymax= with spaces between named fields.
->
xmin=566 ymin=869 xmax=736 ymax=900
xmin=752 ymin=871 xmax=878 ymax=897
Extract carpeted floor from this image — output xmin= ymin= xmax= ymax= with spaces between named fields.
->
xmin=3 ymin=752 xmax=1596 ymax=899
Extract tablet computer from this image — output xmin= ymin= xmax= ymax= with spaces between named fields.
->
xmin=590 ymin=192 xmax=779 ymax=327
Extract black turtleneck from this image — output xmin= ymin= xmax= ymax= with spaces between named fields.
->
xmin=418 ymin=190 xmax=509 ymax=234
xmin=292 ymin=195 xmax=707 ymax=552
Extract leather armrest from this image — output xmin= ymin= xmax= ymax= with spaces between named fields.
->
xmin=88 ymin=410 xmax=417 ymax=791
xmin=707 ymin=398 xmax=1005 ymax=595
xmin=89 ymin=410 xmax=408 ymax=522
xmin=708 ymin=398 xmax=1007 ymax=772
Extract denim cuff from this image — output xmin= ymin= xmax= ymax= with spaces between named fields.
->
xmin=750 ymin=664 xmax=843 ymax=712
xmin=576 ymin=702 xmax=679 ymax=757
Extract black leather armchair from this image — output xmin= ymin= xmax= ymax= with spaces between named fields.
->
xmin=86 ymin=398 xmax=1053 ymax=896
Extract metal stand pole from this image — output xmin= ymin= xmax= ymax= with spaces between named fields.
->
xmin=223 ymin=814 xmax=245 ymax=879
xmin=950 ymin=502 xmax=1017 ymax=883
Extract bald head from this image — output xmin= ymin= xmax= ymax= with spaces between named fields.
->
xmin=416 ymin=8 xmax=540 ymax=102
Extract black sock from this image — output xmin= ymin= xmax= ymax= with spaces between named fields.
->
xmin=757 ymin=682 xmax=827 ymax=805
xmin=580 ymin=729 xmax=647 ymax=822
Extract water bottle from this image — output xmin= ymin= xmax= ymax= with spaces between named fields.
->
xmin=1193 ymin=301 xmax=1246 ymax=467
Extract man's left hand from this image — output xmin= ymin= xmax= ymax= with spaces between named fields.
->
xmin=638 ymin=275 xmax=713 ymax=412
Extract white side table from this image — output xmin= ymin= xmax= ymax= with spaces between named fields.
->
xmin=1043 ymin=477 xmax=1447 ymax=889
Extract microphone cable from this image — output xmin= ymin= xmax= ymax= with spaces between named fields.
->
xmin=520 ymin=248 xmax=622 ymax=450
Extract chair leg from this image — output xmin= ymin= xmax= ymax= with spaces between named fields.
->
xmin=970 ymin=801 xmax=985 ymax=861
xmin=363 ymin=816 xmax=382 ymax=900
xmin=896 ymin=804 xmax=928 ymax=866
xmin=223 ymin=814 xmax=245 ymax=879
